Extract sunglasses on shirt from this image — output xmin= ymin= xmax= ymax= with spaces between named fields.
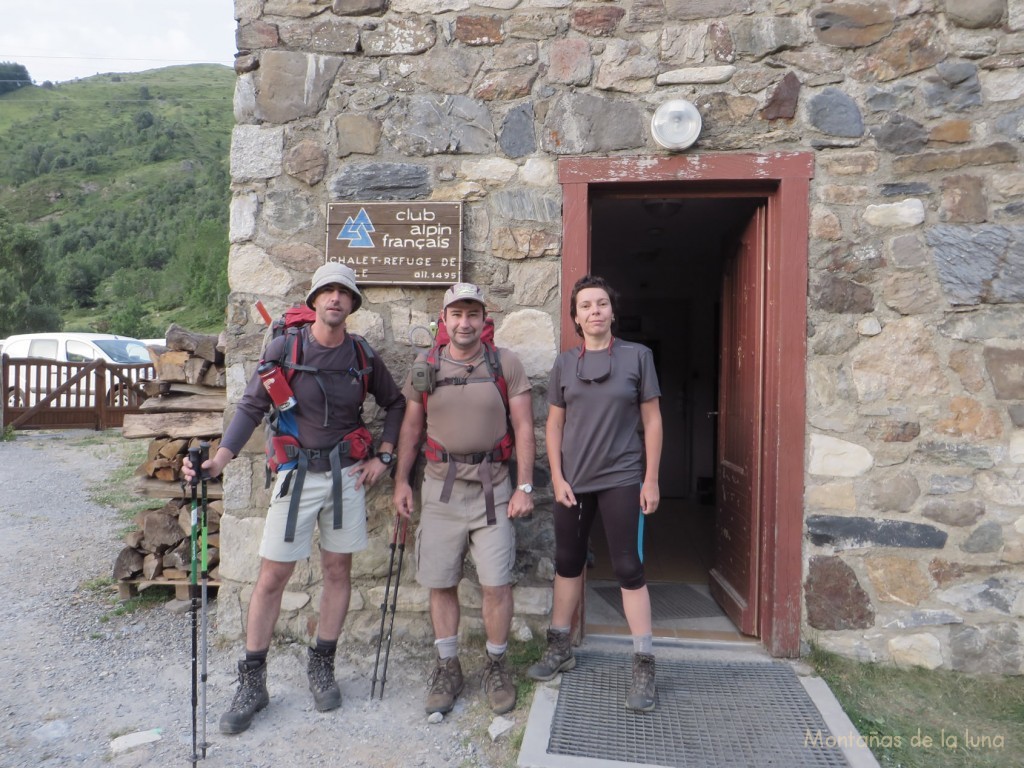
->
xmin=575 ymin=340 xmax=613 ymax=384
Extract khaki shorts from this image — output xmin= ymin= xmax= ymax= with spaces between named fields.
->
xmin=415 ymin=474 xmax=515 ymax=588
xmin=259 ymin=469 xmax=367 ymax=562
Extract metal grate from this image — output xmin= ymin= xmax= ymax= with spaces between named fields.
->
xmin=548 ymin=650 xmax=851 ymax=767
xmin=593 ymin=583 xmax=726 ymax=621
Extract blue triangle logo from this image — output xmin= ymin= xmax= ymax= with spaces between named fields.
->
xmin=336 ymin=208 xmax=375 ymax=248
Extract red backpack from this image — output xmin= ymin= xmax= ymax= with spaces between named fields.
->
xmin=267 ymin=306 xmax=373 ymax=394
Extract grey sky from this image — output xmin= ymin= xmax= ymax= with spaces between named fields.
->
xmin=0 ymin=0 xmax=235 ymax=84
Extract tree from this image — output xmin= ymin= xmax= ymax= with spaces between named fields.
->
xmin=0 ymin=208 xmax=62 ymax=336
xmin=0 ymin=62 xmax=31 ymax=96
xmin=107 ymin=301 xmax=161 ymax=339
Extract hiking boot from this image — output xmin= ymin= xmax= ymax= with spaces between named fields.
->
xmin=625 ymin=652 xmax=656 ymax=712
xmin=425 ymin=656 xmax=464 ymax=714
xmin=307 ymin=646 xmax=342 ymax=712
xmin=526 ymin=629 xmax=576 ymax=681
xmin=219 ymin=659 xmax=270 ymax=734
xmin=482 ymin=652 xmax=516 ymax=715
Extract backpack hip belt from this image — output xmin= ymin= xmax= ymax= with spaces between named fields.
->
xmin=427 ymin=446 xmax=507 ymax=466
xmin=276 ymin=427 xmax=372 ymax=543
xmin=285 ymin=441 xmax=356 ymax=469
xmin=424 ymin=435 xmax=513 ymax=526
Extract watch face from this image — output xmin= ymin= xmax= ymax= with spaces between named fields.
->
xmin=379 ymin=452 xmax=393 ymax=465
xmin=519 ymin=483 xmax=533 ymax=493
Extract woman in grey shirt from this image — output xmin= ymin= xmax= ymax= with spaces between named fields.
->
xmin=527 ymin=275 xmax=663 ymax=712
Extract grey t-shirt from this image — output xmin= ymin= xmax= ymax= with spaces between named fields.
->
xmin=547 ymin=338 xmax=661 ymax=493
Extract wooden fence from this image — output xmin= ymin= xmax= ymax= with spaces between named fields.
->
xmin=1 ymin=354 xmax=155 ymax=430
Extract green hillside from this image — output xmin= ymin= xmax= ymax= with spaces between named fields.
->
xmin=0 ymin=64 xmax=234 ymax=337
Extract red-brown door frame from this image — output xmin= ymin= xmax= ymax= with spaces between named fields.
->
xmin=558 ymin=153 xmax=812 ymax=657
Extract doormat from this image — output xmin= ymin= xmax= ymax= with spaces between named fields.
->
xmin=548 ymin=649 xmax=850 ymax=767
xmin=593 ymin=583 xmax=725 ymax=621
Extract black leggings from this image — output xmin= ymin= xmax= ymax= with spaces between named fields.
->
xmin=553 ymin=484 xmax=646 ymax=590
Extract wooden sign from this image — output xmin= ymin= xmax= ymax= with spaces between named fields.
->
xmin=326 ymin=202 xmax=462 ymax=285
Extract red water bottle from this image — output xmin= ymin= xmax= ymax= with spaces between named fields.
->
xmin=258 ymin=362 xmax=296 ymax=411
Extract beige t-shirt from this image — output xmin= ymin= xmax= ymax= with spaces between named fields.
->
xmin=402 ymin=346 xmax=530 ymax=483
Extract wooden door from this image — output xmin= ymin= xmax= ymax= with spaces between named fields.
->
xmin=709 ymin=204 xmax=766 ymax=635
xmin=560 ymin=155 xmax=811 ymax=655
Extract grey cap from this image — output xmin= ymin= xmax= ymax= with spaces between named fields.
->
xmin=442 ymin=282 xmax=486 ymax=311
xmin=306 ymin=262 xmax=363 ymax=311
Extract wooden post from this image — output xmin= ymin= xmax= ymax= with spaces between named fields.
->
xmin=96 ymin=360 xmax=107 ymax=430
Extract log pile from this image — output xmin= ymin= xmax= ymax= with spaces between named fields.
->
xmin=111 ymin=499 xmax=223 ymax=588
xmin=114 ymin=325 xmax=228 ymax=594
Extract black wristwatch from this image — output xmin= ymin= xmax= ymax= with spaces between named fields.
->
xmin=377 ymin=451 xmax=395 ymax=466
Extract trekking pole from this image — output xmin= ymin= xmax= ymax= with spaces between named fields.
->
xmin=371 ymin=513 xmax=406 ymax=698
xmin=377 ymin=514 xmax=409 ymax=699
xmin=198 ymin=441 xmax=211 ymax=759
xmin=370 ymin=518 xmax=397 ymax=704
xmin=187 ymin=445 xmax=202 ymax=767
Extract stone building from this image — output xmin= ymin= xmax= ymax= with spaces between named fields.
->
xmin=222 ymin=0 xmax=1024 ymax=674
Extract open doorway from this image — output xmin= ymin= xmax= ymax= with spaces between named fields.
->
xmin=559 ymin=153 xmax=810 ymax=657
xmin=581 ymin=193 xmax=762 ymax=642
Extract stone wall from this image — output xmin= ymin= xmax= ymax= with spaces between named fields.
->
xmin=224 ymin=0 xmax=1024 ymax=672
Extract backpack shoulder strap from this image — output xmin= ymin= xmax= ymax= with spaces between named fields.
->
xmin=482 ymin=342 xmax=510 ymax=414
xmin=280 ymin=325 xmax=310 ymax=382
xmin=421 ymin=341 xmax=443 ymax=411
xmin=349 ymin=334 xmax=374 ymax=400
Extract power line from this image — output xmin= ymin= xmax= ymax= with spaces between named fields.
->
xmin=2 ymin=54 xmax=233 ymax=65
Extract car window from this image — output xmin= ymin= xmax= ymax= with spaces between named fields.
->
xmin=123 ymin=341 xmax=152 ymax=362
xmin=4 ymin=340 xmax=29 ymax=357
xmin=66 ymin=339 xmax=97 ymax=363
xmin=94 ymin=339 xmax=149 ymax=363
xmin=28 ymin=339 xmax=59 ymax=360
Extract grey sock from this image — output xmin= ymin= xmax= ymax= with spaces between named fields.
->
xmin=633 ymin=633 xmax=653 ymax=655
xmin=434 ymin=635 xmax=459 ymax=660
xmin=486 ymin=641 xmax=508 ymax=658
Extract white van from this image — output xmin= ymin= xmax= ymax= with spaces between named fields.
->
xmin=3 ymin=333 xmax=152 ymax=365
xmin=3 ymin=332 xmax=153 ymax=407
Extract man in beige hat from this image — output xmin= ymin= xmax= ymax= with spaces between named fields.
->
xmin=185 ymin=262 xmax=406 ymax=734
xmin=393 ymin=282 xmax=536 ymax=716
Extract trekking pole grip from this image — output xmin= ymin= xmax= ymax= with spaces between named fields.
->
xmin=188 ymin=447 xmax=202 ymax=488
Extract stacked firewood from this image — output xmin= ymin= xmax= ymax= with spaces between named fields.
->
xmin=114 ymin=325 xmax=227 ymax=592
xmin=112 ymin=498 xmax=223 ymax=589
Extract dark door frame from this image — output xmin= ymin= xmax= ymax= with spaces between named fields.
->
xmin=558 ymin=153 xmax=812 ymax=657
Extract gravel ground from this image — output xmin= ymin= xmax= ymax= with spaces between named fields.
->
xmin=0 ymin=430 xmax=523 ymax=768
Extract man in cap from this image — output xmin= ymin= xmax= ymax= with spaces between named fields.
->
xmin=185 ymin=262 xmax=406 ymax=734
xmin=393 ymin=283 xmax=535 ymax=716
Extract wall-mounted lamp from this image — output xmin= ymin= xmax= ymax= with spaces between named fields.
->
xmin=650 ymin=99 xmax=702 ymax=151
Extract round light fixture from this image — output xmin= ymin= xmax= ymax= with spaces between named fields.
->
xmin=651 ymin=99 xmax=702 ymax=151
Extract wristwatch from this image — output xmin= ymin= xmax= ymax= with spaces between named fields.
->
xmin=377 ymin=451 xmax=395 ymax=466
xmin=516 ymin=483 xmax=533 ymax=494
